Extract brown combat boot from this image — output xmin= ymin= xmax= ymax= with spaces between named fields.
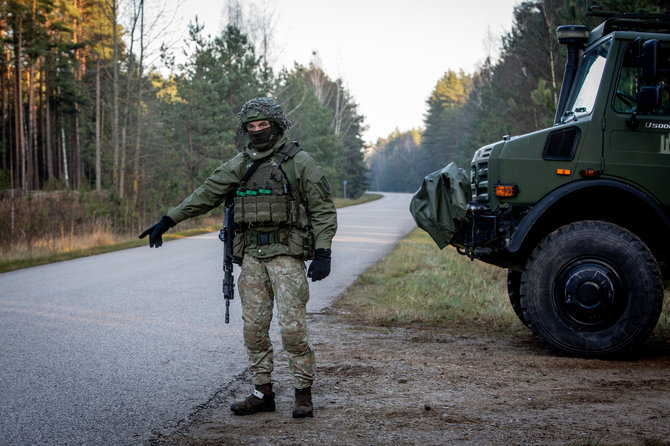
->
xmin=292 ymin=387 xmax=313 ymax=418
xmin=230 ymin=383 xmax=275 ymax=415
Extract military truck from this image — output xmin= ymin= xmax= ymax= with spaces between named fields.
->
xmin=411 ymin=10 xmax=670 ymax=357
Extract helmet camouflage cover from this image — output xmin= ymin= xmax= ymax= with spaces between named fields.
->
xmin=237 ymin=97 xmax=292 ymax=134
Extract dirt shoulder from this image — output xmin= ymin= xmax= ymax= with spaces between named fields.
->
xmin=152 ymin=309 xmax=670 ymax=446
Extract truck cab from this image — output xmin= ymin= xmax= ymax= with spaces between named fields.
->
xmin=412 ymin=12 xmax=670 ymax=357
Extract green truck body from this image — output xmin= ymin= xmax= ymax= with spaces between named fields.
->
xmin=412 ymin=12 xmax=670 ymax=357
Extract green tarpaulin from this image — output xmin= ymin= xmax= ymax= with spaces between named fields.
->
xmin=409 ymin=162 xmax=470 ymax=248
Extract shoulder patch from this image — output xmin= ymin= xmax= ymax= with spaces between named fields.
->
xmin=317 ymin=175 xmax=332 ymax=199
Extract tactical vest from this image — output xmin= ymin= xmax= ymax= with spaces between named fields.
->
xmin=233 ymin=142 xmax=314 ymax=260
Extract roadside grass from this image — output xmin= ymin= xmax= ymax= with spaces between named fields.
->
xmin=334 ymin=228 xmax=519 ymax=331
xmin=0 ymin=224 xmax=222 ymax=273
xmin=335 ymin=228 xmax=670 ymax=341
xmin=333 ymin=193 xmax=382 ymax=208
xmin=0 ymin=193 xmax=383 ymax=274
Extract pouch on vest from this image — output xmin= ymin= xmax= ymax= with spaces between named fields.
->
xmin=289 ymin=200 xmax=310 ymax=228
xmin=243 ymin=196 xmax=257 ymax=223
xmin=269 ymin=194 xmax=290 ymax=223
xmin=255 ymin=194 xmax=271 ymax=222
xmin=235 ymin=193 xmax=291 ymax=225
xmin=232 ymin=231 xmax=245 ymax=259
xmin=287 ymin=227 xmax=315 ymax=260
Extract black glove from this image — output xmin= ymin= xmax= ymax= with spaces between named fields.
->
xmin=139 ymin=215 xmax=176 ymax=248
xmin=307 ymin=248 xmax=331 ymax=282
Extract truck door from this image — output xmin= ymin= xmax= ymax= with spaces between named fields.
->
xmin=604 ymin=36 xmax=670 ymax=205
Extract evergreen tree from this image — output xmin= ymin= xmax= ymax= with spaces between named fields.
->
xmin=276 ymin=66 xmax=345 ymax=194
xmin=154 ymin=22 xmax=271 ymax=198
xmin=419 ymin=69 xmax=472 ymax=176
xmin=367 ymin=129 xmax=422 ymax=193
xmin=276 ymin=63 xmax=368 ymax=198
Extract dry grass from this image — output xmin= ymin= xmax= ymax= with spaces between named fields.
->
xmin=2 ymin=225 xmax=122 ymax=262
xmin=332 ymin=192 xmax=382 ymax=208
xmin=334 ymin=228 xmax=518 ymax=330
xmin=0 ymin=194 xmax=383 ymax=273
xmin=0 ymin=217 xmax=222 ymax=273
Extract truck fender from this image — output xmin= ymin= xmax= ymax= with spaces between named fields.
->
xmin=507 ymin=179 xmax=670 ymax=253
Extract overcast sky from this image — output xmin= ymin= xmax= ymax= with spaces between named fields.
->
xmin=161 ymin=0 xmax=521 ymax=144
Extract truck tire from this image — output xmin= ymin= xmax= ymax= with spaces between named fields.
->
xmin=520 ymin=220 xmax=663 ymax=357
xmin=507 ymin=270 xmax=530 ymax=327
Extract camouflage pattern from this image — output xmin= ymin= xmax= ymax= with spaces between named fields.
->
xmin=163 ymin=100 xmax=336 ymax=391
xmin=237 ymin=97 xmax=292 ymax=134
xmin=166 ymin=134 xmax=337 ymax=255
xmin=238 ymin=254 xmax=314 ymax=389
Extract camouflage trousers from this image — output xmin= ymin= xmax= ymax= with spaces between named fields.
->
xmin=238 ymin=254 xmax=315 ymax=389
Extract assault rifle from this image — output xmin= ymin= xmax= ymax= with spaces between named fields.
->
xmin=219 ymin=201 xmax=240 ymax=323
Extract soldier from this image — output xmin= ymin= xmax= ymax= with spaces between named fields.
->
xmin=139 ymin=97 xmax=338 ymax=418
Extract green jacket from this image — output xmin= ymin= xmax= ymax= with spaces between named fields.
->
xmin=167 ymin=135 xmax=338 ymax=258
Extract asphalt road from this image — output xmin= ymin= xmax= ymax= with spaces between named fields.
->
xmin=0 ymin=192 xmax=416 ymax=445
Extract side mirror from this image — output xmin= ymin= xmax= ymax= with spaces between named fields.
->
xmin=637 ymin=39 xmax=660 ymax=84
xmin=637 ymin=85 xmax=661 ymax=111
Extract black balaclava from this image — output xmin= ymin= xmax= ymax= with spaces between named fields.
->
xmin=248 ymin=123 xmax=281 ymax=150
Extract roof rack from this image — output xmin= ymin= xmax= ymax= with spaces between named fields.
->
xmin=585 ymin=5 xmax=670 ymax=40
xmin=586 ymin=1 xmax=670 ymax=20
xmin=587 ymin=10 xmax=670 ymax=20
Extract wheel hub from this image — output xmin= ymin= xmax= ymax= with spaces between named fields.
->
xmin=556 ymin=260 xmax=626 ymax=331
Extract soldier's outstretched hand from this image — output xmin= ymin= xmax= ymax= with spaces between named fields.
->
xmin=139 ymin=215 xmax=176 ymax=248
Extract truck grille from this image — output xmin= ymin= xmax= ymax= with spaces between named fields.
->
xmin=471 ymin=147 xmax=492 ymax=202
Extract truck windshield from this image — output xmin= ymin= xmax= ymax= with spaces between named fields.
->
xmin=562 ymin=40 xmax=611 ymax=122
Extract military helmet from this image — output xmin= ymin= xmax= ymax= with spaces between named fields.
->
xmin=237 ymin=97 xmax=292 ymax=134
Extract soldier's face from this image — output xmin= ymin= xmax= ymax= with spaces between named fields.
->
xmin=246 ymin=120 xmax=271 ymax=132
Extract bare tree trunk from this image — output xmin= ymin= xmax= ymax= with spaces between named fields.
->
xmin=120 ymin=126 xmax=126 ymax=197
xmin=3 ymin=15 xmax=15 ymax=190
xmin=28 ymin=62 xmax=37 ymax=189
xmin=0 ymin=15 xmax=6 ymax=172
xmin=74 ymin=103 xmax=81 ymax=189
xmin=332 ymin=81 xmax=341 ymax=135
xmin=95 ymin=58 xmax=102 ymax=191
xmin=308 ymin=61 xmax=329 ymax=104
xmin=132 ymin=0 xmax=144 ymax=207
xmin=45 ymin=67 xmax=53 ymax=182
xmin=187 ymin=124 xmax=194 ymax=189
xmin=111 ymin=0 xmax=120 ymax=191
xmin=119 ymin=0 xmax=141 ymax=200
xmin=38 ymin=60 xmax=44 ymax=183
xmin=73 ymin=1 xmax=82 ymax=190
xmin=8 ymin=47 xmax=15 ymax=191
xmin=61 ymin=126 xmax=69 ymax=187
xmin=29 ymin=0 xmax=40 ymax=189
xmin=14 ymin=16 xmax=26 ymax=192
xmin=539 ymin=1 xmax=558 ymax=107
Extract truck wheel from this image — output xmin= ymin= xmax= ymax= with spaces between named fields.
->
xmin=521 ymin=220 xmax=663 ymax=357
xmin=507 ymin=270 xmax=530 ymax=327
